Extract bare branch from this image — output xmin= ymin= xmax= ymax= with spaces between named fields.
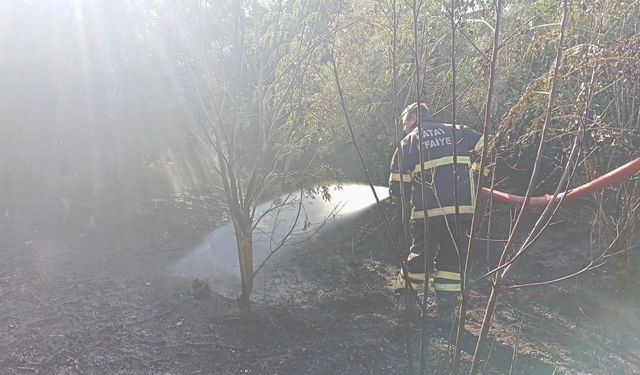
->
xmin=455 ymin=0 xmax=502 ymax=372
xmin=469 ymin=2 xmax=570 ymax=372
xmin=253 ymin=189 xmax=304 ymax=278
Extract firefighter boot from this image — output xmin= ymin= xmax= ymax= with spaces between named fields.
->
xmin=435 ymin=291 xmax=460 ymax=333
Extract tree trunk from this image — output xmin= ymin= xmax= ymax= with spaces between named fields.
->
xmin=235 ymin=214 xmax=254 ymax=313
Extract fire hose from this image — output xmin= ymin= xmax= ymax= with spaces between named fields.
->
xmin=480 ymin=157 xmax=640 ymax=207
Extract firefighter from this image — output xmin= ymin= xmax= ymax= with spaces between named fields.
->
xmin=389 ymin=102 xmax=483 ymax=326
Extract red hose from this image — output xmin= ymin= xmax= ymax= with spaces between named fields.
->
xmin=481 ymin=157 xmax=640 ymax=207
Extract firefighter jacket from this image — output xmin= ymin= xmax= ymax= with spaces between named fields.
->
xmin=389 ymin=120 xmax=483 ymax=220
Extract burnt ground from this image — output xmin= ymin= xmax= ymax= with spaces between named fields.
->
xmin=1 ymin=202 xmax=640 ymax=375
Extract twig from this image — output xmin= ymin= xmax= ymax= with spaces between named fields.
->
xmin=15 ymin=367 xmax=37 ymax=372
xmin=184 ymin=341 xmax=248 ymax=351
xmin=577 ymin=305 xmax=593 ymax=322
xmin=406 ymin=2 xmax=434 ymax=373
xmin=253 ymin=190 xmax=305 ymax=278
xmin=128 ymin=331 xmax=167 ymax=347
xmin=453 ymin=0 xmax=502 ymax=372
xmin=509 ymin=320 xmax=524 ymax=375
xmin=127 ymin=310 xmax=174 ymax=327
xmin=480 ymin=339 xmax=496 ymax=375
xmin=27 ymin=291 xmax=49 ymax=307
xmin=329 ymin=28 xmax=400 ymax=262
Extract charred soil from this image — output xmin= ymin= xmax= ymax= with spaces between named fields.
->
xmin=1 ymin=203 xmax=639 ymax=374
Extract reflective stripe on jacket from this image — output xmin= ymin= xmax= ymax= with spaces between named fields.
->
xmin=389 ymin=121 xmax=482 ymax=219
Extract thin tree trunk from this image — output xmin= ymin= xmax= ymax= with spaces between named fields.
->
xmin=468 ymin=1 xmax=570 ymax=373
xmin=235 ymin=214 xmax=254 ymax=312
xmin=409 ymin=1 xmax=432 ymax=373
xmin=452 ymin=0 xmax=502 ymax=373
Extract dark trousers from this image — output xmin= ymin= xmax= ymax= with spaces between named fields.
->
xmin=405 ymin=217 xmax=471 ymax=293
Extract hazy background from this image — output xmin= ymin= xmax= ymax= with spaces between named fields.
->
xmin=0 ymin=1 xmax=220 ymax=230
